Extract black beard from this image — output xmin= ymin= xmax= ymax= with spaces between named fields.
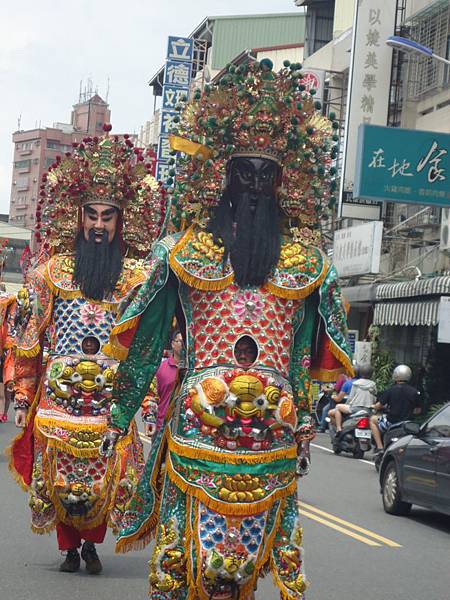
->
xmin=73 ymin=229 xmax=123 ymax=301
xmin=208 ymin=188 xmax=280 ymax=287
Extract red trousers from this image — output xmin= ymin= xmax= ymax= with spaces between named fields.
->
xmin=56 ymin=521 xmax=107 ymax=551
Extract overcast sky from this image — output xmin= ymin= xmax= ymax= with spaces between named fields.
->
xmin=0 ymin=0 xmax=300 ymax=214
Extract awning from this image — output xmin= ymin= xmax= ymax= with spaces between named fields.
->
xmin=376 ymin=276 xmax=450 ymax=300
xmin=373 ymin=299 xmax=439 ymax=327
xmin=342 ymin=284 xmax=377 ymax=303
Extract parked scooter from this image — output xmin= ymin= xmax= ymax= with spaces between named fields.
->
xmin=327 ymin=408 xmax=372 ymax=459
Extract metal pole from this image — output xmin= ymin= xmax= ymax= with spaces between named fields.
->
xmin=337 ymin=0 xmax=360 ymax=219
xmin=431 ymin=52 xmax=450 ymax=66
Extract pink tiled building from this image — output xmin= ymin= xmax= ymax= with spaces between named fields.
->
xmin=9 ymin=94 xmax=111 ymax=228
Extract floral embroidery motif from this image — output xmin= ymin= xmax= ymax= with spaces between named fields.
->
xmin=300 ymin=355 xmax=311 ymax=369
xmin=80 ymin=303 xmax=106 ymax=326
xmin=234 ymin=290 xmax=264 ymax=319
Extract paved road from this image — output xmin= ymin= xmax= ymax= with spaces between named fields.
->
xmin=1 ymin=423 xmax=449 ymax=600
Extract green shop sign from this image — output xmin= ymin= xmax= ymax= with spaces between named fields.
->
xmin=354 ymin=124 xmax=450 ymax=206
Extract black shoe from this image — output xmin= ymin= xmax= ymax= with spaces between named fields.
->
xmin=59 ymin=548 xmax=80 ymax=573
xmin=81 ymin=541 xmax=102 ymax=574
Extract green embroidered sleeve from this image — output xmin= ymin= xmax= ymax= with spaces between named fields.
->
xmin=110 ymin=283 xmax=177 ymax=431
xmin=289 ymin=294 xmax=317 ymax=437
xmin=316 ymin=264 xmax=353 ymax=371
xmin=109 ymin=239 xmax=179 ymax=432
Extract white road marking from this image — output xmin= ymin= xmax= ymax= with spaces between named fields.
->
xmin=311 ymin=442 xmax=375 ymax=466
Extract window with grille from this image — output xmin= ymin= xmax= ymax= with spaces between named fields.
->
xmin=14 ymin=159 xmax=31 ymax=169
xmin=407 ymin=0 xmax=450 ymax=99
xmin=444 ymin=33 xmax=450 ymax=84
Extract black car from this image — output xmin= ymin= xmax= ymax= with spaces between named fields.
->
xmin=379 ymin=402 xmax=450 ymax=516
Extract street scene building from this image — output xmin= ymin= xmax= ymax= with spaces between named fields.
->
xmin=296 ymin=0 xmax=450 ymax=407
xmin=9 ymin=91 xmax=111 ymax=228
xmin=139 ymin=12 xmax=307 ymax=150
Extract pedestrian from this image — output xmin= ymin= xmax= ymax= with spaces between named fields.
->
xmin=0 ymin=291 xmax=16 ymax=423
xmin=370 ymin=364 xmax=420 ymax=454
xmin=330 ymin=364 xmax=376 ymax=433
xmin=318 ymin=374 xmax=349 ymax=432
xmin=100 ymin=60 xmax=353 ymax=599
xmin=141 ymin=329 xmax=184 ymax=436
xmin=8 ymin=128 xmax=164 ymax=574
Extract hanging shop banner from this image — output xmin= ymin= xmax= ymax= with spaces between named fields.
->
xmin=333 ymin=220 xmax=383 ymax=277
xmin=166 ymin=36 xmax=194 ymax=62
xmin=438 ymin=297 xmax=450 ymax=344
xmin=347 ymin=330 xmax=359 ymax=355
xmin=341 ymin=190 xmax=382 ymax=221
xmin=354 ymin=124 xmax=450 ymax=206
xmin=340 ymin=1 xmax=396 ymax=203
xmin=156 ymin=35 xmax=193 ymax=184
xmin=301 ymin=69 xmax=325 ymax=104
xmin=355 ymin=341 xmax=372 ymax=365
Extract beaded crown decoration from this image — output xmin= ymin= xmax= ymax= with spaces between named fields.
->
xmin=36 ymin=125 xmax=166 ymax=258
xmin=169 ymin=59 xmax=339 ymax=241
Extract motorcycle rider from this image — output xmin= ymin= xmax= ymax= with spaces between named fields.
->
xmin=370 ymin=364 xmax=420 ymax=455
xmin=329 ymin=364 xmax=376 ymax=434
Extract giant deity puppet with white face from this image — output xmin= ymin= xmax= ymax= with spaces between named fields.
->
xmin=9 ymin=126 xmax=166 ymax=574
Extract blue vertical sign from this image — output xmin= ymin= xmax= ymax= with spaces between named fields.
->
xmin=156 ymin=36 xmax=194 ymax=184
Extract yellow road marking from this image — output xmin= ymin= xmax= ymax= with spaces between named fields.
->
xmin=299 ymin=509 xmax=382 ymax=546
xmin=299 ymin=502 xmax=402 ymax=548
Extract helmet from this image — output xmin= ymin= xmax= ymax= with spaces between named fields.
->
xmin=393 ymin=365 xmax=412 ymax=383
xmin=359 ymin=364 xmax=374 ymax=379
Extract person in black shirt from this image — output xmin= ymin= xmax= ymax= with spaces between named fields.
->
xmin=370 ymin=364 xmax=420 ymax=454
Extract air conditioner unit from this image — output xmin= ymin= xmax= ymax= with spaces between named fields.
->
xmin=440 ymin=208 xmax=450 ymax=251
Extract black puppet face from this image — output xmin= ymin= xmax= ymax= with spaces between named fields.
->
xmin=208 ymin=156 xmax=281 ymax=288
xmin=227 ymin=157 xmax=280 ymax=216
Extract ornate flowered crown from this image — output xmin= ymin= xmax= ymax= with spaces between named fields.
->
xmin=169 ymin=59 xmax=339 ymax=241
xmin=36 ymin=125 xmax=167 ymax=258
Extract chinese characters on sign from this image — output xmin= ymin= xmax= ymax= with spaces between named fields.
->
xmin=343 ymin=1 xmax=396 ymax=198
xmin=164 ymin=61 xmax=191 ymax=87
xmin=333 ymin=221 xmax=383 ymax=277
xmin=354 ymin=124 xmax=450 ymax=206
xmin=416 ymin=141 xmax=447 ymax=183
xmin=301 ymin=69 xmax=325 ymax=104
xmin=156 ymin=36 xmax=193 ymax=184
xmin=360 ymin=8 xmax=382 ymax=122
xmin=167 ymin=36 xmax=193 ymax=62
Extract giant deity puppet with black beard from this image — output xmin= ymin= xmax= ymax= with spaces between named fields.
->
xmin=101 ymin=60 xmax=354 ymax=600
xmin=8 ymin=129 xmax=163 ymax=576
xmin=208 ymin=156 xmax=281 ymax=288
xmin=73 ymin=203 xmax=123 ymax=302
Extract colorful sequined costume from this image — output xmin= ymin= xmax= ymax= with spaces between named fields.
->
xmin=8 ymin=127 xmax=167 ymax=540
xmin=0 ymin=292 xmax=16 ymax=388
xmin=106 ymin=59 xmax=353 ymax=599
xmin=8 ymin=254 xmax=152 ymax=534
